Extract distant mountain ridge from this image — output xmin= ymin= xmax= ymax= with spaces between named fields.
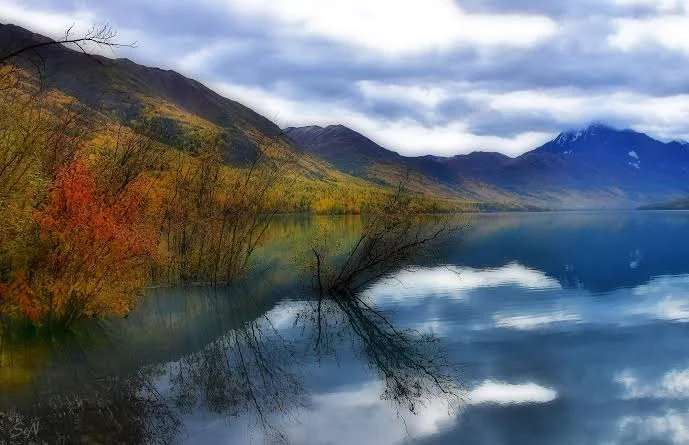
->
xmin=284 ymin=124 xmax=402 ymax=176
xmin=5 ymin=22 xmax=689 ymax=210
xmin=2 ymin=22 xmax=432 ymax=215
xmin=639 ymin=197 xmax=689 ymax=210
xmin=286 ymin=123 xmax=689 ymax=209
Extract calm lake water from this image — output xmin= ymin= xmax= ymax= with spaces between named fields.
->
xmin=3 ymin=211 xmax=689 ymax=444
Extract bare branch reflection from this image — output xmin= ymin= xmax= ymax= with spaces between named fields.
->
xmin=166 ymin=300 xmax=306 ymax=444
xmin=0 ymin=335 xmax=179 ymax=445
xmin=303 ymin=187 xmax=467 ymax=418
xmin=0 ymin=204 xmax=467 ymax=444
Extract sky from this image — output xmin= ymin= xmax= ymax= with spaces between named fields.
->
xmin=2 ymin=0 xmax=689 ymax=157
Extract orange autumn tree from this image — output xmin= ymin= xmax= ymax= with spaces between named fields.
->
xmin=11 ymin=160 xmax=158 ymax=328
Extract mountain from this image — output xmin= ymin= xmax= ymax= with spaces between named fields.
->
xmin=285 ymin=124 xmax=402 ymax=176
xmin=507 ymin=124 xmax=689 ymax=206
xmin=287 ymin=123 xmax=689 ymax=208
xmin=530 ymin=124 xmax=689 ymax=181
xmin=1 ymin=23 xmax=444 ymax=214
xmin=0 ymin=23 xmax=283 ymax=164
xmin=639 ymin=197 xmax=689 ymax=210
xmin=285 ymin=125 xmax=527 ymax=205
xmin=5 ymin=22 xmax=689 ymax=210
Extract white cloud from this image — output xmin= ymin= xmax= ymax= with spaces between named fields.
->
xmin=357 ymin=80 xmax=453 ymax=109
xmin=609 ymin=15 xmax=689 ymax=53
xmin=211 ymin=0 xmax=557 ymax=56
xmin=611 ymin=0 xmax=689 ymax=12
xmin=630 ymin=275 xmax=689 ymax=322
xmin=442 ymin=263 xmax=561 ymax=291
xmin=413 ymin=319 xmax=449 ymax=336
xmin=263 ymin=301 xmax=299 ymax=329
xmin=469 ymin=380 xmax=557 ymax=405
xmin=218 ymin=79 xmax=689 ymax=157
xmin=366 ymin=263 xmax=561 ymax=303
xmin=7 ymin=0 xmax=689 ymax=158
xmin=616 ymin=368 xmax=689 ymax=399
xmin=176 ymin=40 xmax=253 ymax=73
xmin=647 ymin=297 xmax=689 ymax=322
xmin=283 ymin=378 xmax=556 ymax=444
xmin=608 ymin=0 xmax=689 ymax=53
xmin=471 ymin=89 xmax=689 ymax=125
xmin=367 ymin=119 xmax=553 ymax=157
xmin=0 ymin=0 xmax=145 ymax=59
xmin=285 ymin=381 xmax=458 ymax=445
xmin=0 ymin=0 xmax=96 ymax=38
xmin=493 ymin=311 xmax=581 ymax=330
xmin=467 ymin=88 xmax=689 ymax=141
xmin=614 ymin=411 xmax=689 ymax=444
xmin=214 ymin=81 xmax=555 ymax=156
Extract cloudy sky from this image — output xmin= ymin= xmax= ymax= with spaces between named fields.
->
xmin=3 ymin=0 xmax=689 ymax=156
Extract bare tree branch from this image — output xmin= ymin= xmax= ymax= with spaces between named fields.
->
xmin=0 ymin=23 xmax=137 ymax=65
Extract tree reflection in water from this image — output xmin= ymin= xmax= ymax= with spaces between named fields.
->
xmin=161 ymin=287 xmax=462 ymax=442
xmin=0 ymin=334 xmax=180 ymax=444
xmin=166 ymin=304 xmax=306 ymax=444
xmin=0 ymin=213 xmax=465 ymax=444
xmin=302 ymin=289 xmax=462 ymax=416
xmin=305 ymin=196 xmax=465 ymax=415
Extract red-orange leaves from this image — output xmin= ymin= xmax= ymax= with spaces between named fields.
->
xmin=0 ymin=275 xmax=39 ymax=322
xmin=18 ymin=161 xmax=159 ymax=327
xmin=36 ymin=161 xmax=152 ymax=250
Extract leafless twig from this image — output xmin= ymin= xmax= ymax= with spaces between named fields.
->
xmin=0 ymin=23 xmax=137 ymax=65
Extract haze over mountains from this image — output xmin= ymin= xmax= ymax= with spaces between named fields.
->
xmin=4 ymin=22 xmax=689 ymax=211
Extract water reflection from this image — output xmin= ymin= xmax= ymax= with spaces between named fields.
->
xmin=0 ymin=265 xmax=461 ymax=444
xmin=302 ymin=290 xmax=460 ymax=415
xmin=455 ymin=211 xmax=689 ymax=292
xmin=3 ymin=211 xmax=689 ymax=444
xmin=0 ymin=334 xmax=180 ymax=444
xmin=166 ymin=307 xmax=305 ymax=444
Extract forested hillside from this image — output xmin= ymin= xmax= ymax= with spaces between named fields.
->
xmin=0 ymin=23 xmax=483 ymax=330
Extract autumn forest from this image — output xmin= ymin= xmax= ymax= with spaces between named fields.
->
xmin=6 ymin=3 xmax=689 ymax=444
xmin=0 ymin=26 xmax=464 ymax=333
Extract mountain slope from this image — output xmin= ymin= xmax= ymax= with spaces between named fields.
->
xmin=0 ymin=22 xmax=285 ymax=164
xmin=285 ymin=125 xmax=528 ymax=205
xmin=7 ymin=22 xmax=688 ymax=210
xmin=285 ymin=125 xmax=401 ymax=173
xmin=0 ymin=23 xmax=485 ymax=213
xmin=505 ymin=124 xmax=689 ymax=206
xmin=0 ymin=24 xmax=277 ymax=134
xmin=287 ymin=123 xmax=689 ymax=209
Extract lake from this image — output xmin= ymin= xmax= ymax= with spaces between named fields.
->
xmin=2 ymin=211 xmax=689 ymax=444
